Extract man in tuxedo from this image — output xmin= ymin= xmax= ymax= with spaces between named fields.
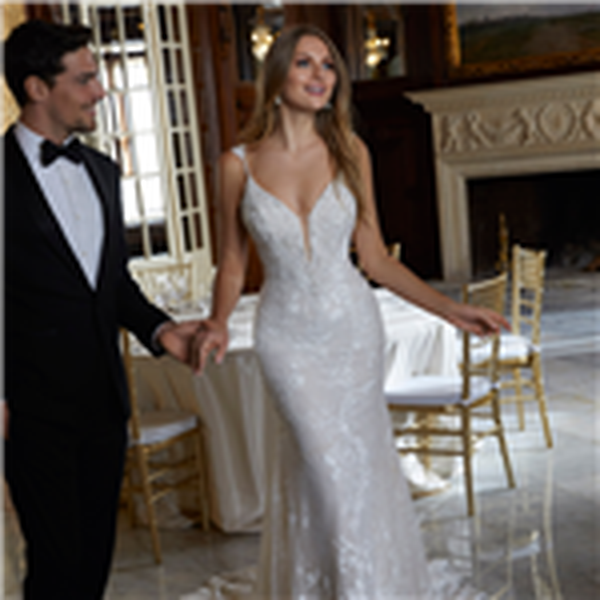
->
xmin=3 ymin=20 xmax=201 ymax=599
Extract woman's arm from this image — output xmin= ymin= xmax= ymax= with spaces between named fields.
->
xmin=353 ymin=138 xmax=509 ymax=336
xmin=191 ymin=151 xmax=249 ymax=373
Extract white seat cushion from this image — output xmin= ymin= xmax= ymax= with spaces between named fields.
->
xmin=130 ymin=410 xmax=199 ymax=447
xmin=467 ymin=333 xmax=536 ymax=364
xmin=385 ymin=375 xmax=494 ymax=407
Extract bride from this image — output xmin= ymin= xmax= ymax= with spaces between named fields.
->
xmin=189 ymin=24 xmax=506 ymax=598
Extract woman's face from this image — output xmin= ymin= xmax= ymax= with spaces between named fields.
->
xmin=279 ymin=35 xmax=337 ymax=113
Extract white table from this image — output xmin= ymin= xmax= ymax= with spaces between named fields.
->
xmin=133 ymin=289 xmax=459 ymax=532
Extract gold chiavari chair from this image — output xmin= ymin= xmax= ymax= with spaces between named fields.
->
xmin=121 ymin=330 xmax=210 ymax=563
xmin=467 ymin=244 xmax=552 ymax=447
xmin=386 ymin=272 xmax=516 ymax=516
xmin=502 ymin=244 xmax=552 ymax=446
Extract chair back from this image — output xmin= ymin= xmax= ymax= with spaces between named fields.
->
xmin=460 ymin=273 xmax=506 ymax=399
xmin=128 ymin=251 xmax=210 ymax=312
xmin=511 ymin=244 xmax=546 ymax=345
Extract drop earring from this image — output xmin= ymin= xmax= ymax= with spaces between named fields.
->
xmin=274 ymin=95 xmax=282 ymax=106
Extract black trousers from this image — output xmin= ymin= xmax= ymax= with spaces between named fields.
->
xmin=5 ymin=412 xmax=127 ymax=600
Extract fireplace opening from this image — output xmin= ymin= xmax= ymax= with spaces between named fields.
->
xmin=468 ymin=170 xmax=600 ymax=276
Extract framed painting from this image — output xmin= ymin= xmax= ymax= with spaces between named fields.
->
xmin=443 ymin=3 xmax=600 ymax=78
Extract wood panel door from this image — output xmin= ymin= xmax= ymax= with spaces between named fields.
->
xmin=354 ymin=82 xmax=441 ymax=279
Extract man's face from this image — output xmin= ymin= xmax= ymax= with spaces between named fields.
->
xmin=43 ymin=46 xmax=105 ymax=139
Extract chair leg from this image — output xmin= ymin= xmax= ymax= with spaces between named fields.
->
xmin=532 ymin=353 xmax=553 ymax=448
xmin=512 ymin=367 xmax=526 ymax=430
xmin=134 ymin=445 xmax=162 ymax=564
xmin=492 ymin=393 xmax=516 ymax=489
xmin=462 ymin=409 xmax=475 ymax=517
xmin=124 ymin=453 xmax=136 ymax=527
xmin=192 ymin=429 xmax=210 ymax=531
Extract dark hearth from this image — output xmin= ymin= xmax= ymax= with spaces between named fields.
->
xmin=468 ymin=170 xmax=600 ymax=276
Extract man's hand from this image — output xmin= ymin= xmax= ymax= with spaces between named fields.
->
xmin=2 ymin=401 xmax=9 ymax=440
xmin=156 ymin=320 xmax=204 ymax=366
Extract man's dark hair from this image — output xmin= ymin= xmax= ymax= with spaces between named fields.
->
xmin=4 ymin=19 xmax=93 ymax=107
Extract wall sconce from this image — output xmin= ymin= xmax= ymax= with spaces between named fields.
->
xmin=364 ymin=11 xmax=390 ymax=69
xmin=251 ymin=6 xmax=274 ymax=62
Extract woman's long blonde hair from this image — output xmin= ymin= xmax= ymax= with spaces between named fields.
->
xmin=239 ymin=24 xmax=365 ymax=217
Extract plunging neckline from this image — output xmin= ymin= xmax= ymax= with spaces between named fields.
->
xmin=247 ymin=174 xmax=334 ymax=261
xmin=247 ymin=173 xmax=333 ymax=223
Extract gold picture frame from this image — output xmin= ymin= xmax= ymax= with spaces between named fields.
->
xmin=443 ymin=3 xmax=600 ymax=78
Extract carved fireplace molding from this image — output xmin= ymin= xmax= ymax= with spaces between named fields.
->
xmin=407 ymin=72 xmax=600 ymax=281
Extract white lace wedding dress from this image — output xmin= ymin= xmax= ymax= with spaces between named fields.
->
xmin=183 ymin=146 xmax=478 ymax=599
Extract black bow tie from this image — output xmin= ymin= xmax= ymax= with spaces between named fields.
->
xmin=40 ymin=138 xmax=83 ymax=167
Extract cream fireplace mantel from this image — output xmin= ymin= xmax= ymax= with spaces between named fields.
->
xmin=406 ymin=72 xmax=600 ymax=281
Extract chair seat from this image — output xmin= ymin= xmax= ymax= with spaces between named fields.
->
xmin=385 ymin=375 xmax=494 ymax=407
xmin=467 ymin=333 xmax=537 ymax=364
xmin=130 ymin=410 xmax=199 ymax=447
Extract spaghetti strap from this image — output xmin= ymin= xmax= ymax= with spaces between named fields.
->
xmin=231 ymin=145 xmax=248 ymax=175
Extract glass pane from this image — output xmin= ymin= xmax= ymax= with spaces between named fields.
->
xmin=162 ymin=49 xmax=173 ymax=84
xmin=184 ymin=132 xmax=194 ymax=166
xmin=122 ymin=178 xmax=140 ymax=224
xmin=100 ymin=137 xmax=114 ymax=161
xmin=123 ymin=6 xmax=144 ymax=40
xmin=182 ymin=216 xmax=191 ymax=251
xmin=361 ymin=6 xmax=406 ymax=80
xmin=129 ymin=90 xmax=154 ymax=131
xmin=119 ymin=136 xmax=134 ymax=177
xmin=135 ymin=134 xmax=159 ymax=174
xmin=158 ymin=5 xmax=168 ymax=41
xmin=140 ymin=176 xmax=165 ymax=222
xmin=126 ymin=55 xmax=149 ymax=88
xmin=179 ymin=91 xmax=189 ymax=126
xmin=167 ymin=90 xmax=178 ymax=127
xmin=104 ymin=56 xmax=125 ymax=90
xmin=189 ymin=173 xmax=199 ymax=207
xmin=177 ymin=175 xmax=187 ymax=210
xmin=171 ymin=6 xmax=181 ymax=41
xmin=193 ymin=213 xmax=204 ymax=248
xmin=105 ymin=92 xmax=126 ymax=133
xmin=174 ymin=49 xmax=185 ymax=83
xmin=98 ymin=7 xmax=119 ymax=44
xmin=96 ymin=101 xmax=110 ymax=134
xmin=172 ymin=133 xmax=182 ymax=168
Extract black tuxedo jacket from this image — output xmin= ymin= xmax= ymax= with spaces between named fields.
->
xmin=3 ymin=125 xmax=169 ymax=425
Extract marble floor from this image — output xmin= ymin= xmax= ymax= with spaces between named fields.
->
xmin=4 ymin=268 xmax=599 ymax=599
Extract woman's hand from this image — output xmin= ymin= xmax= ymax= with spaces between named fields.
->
xmin=190 ymin=319 xmax=229 ymax=375
xmin=447 ymin=303 xmax=511 ymax=337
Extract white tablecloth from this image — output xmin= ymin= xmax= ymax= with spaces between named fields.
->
xmin=133 ymin=288 xmax=459 ymax=532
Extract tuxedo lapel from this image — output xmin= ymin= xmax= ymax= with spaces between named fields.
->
xmin=5 ymin=127 xmax=92 ymax=288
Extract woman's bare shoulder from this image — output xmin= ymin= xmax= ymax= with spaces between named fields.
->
xmin=351 ymin=134 xmax=369 ymax=158
xmin=219 ymin=148 xmax=248 ymax=182
xmin=221 ymin=147 xmax=243 ymax=167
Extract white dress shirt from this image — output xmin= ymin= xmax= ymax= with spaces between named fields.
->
xmin=14 ymin=121 xmax=105 ymax=289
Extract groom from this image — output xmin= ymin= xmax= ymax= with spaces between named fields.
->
xmin=3 ymin=19 xmax=200 ymax=599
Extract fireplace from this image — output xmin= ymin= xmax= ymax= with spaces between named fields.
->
xmin=407 ymin=72 xmax=600 ymax=281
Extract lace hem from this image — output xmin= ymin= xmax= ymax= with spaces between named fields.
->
xmin=179 ymin=560 xmax=487 ymax=600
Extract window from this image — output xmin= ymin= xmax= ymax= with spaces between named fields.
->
xmin=55 ymin=1 xmax=213 ymax=298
